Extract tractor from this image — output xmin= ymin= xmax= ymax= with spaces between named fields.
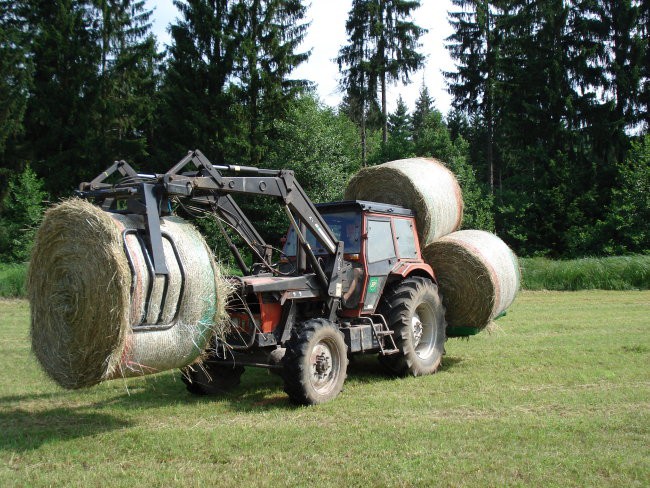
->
xmin=77 ymin=150 xmax=447 ymax=404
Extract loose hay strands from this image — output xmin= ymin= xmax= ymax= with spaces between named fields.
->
xmin=423 ymin=230 xmax=520 ymax=333
xmin=345 ymin=158 xmax=464 ymax=246
xmin=28 ymin=199 xmax=231 ymax=389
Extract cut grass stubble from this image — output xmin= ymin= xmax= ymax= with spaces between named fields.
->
xmin=1 ymin=291 xmax=648 ymax=487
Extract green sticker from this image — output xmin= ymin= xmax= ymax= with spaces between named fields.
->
xmin=367 ymin=277 xmax=379 ymax=293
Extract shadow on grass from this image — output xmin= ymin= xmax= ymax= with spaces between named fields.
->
xmin=438 ymin=355 xmax=465 ymax=372
xmin=100 ymin=353 xmax=465 ymax=411
xmin=0 ymin=354 xmax=466 ymax=419
xmin=0 ymin=407 xmax=131 ymax=452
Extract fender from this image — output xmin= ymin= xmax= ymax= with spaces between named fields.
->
xmin=391 ymin=261 xmax=437 ymax=283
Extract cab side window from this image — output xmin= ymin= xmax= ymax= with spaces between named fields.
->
xmin=367 ymin=219 xmax=396 ymax=263
xmin=393 ymin=218 xmax=417 ymax=258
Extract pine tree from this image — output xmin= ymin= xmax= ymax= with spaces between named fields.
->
xmin=91 ymin=0 xmax=159 ymax=165
xmin=377 ymin=95 xmax=413 ymax=161
xmin=0 ymin=0 xmax=32 ymax=198
xmin=411 ymin=82 xmax=433 ymax=149
xmin=370 ymin=0 xmax=426 ymax=143
xmin=155 ymin=0 xmax=242 ymax=166
xmin=338 ymin=0 xmax=425 ymax=159
xmin=22 ymin=0 xmax=102 ymax=196
xmin=235 ymin=0 xmax=310 ymax=165
xmin=445 ymin=0 xmax=499 ymax=192
xmin=337 ymin=0 xmax=379 ymax=166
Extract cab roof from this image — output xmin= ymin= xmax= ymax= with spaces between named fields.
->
xmin=316 ymin=200 xmax=414 ymax=217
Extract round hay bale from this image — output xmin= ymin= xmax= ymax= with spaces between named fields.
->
xmin=344 ymin=158 xmax=463 ymax=246
xmin=28 ymin=199 xmax=230 ymax=389
xmin=422 ymin=230 xmax=520 ymax=334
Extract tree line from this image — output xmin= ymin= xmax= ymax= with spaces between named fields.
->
xmin=0 ymin=0 xmax=647 ymax=264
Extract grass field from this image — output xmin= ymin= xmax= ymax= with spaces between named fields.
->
xmin=1 ymin=291 xmax=648 ymax=487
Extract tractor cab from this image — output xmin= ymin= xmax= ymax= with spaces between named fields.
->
xmin=281 ymin=200 xmax=435 ymax=316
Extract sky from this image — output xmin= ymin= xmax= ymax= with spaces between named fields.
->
xmin=145 ymin=0 xmax=455 ymax=115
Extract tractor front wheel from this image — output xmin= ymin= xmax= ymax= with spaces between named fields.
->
xmin=281 ymin=319 xmax=348 ymax=405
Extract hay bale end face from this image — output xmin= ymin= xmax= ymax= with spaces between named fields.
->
xmin=28 ymin=199 xmax=229 ymax=389
xmin=423 ymin=230 xmax=520 ymax=335
xmin=344 ymin=158 xmax=464 ymax=246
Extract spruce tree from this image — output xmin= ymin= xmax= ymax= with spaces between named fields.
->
xmin=91 ymin=0 xmax=158 ymax=166
xmin=337 ymin=0 xmax=378 ymax=166
xmin=496 ymin=0 xmax=577 ymax=255
xmin=22 ymin=0 xmax=102 ymax=195
xmin=370 ymin=0 xmax=426 ymax=143
xmin=411 ymin=82 xmax=433 ymax=149
xmin=0 ymin=0 xmax=32 ymax=197
xmin=235 ymin=0 xmax=310 ymax=165
xmin=155 ymin=0 xmax=242 ymax=166
xmin=338 ymin=0 xmax=425 ymax=157
xmin=445 ymin=0 xmax=499 ymax=192
xmin=639 ymin=0 xmax=649 ymax=131
xmin=377 ymin=95 xmax=413 ymax=161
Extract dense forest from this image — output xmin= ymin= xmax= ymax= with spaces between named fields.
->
xmin=0 ymin=0 xmax=647 ymax=263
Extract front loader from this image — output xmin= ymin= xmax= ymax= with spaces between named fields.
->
xmin=77 ymin=150 xmax=447 ymax=404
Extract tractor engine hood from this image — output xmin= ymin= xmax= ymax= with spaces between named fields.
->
xmin=230 ymin=273 xmax=323 ymax=301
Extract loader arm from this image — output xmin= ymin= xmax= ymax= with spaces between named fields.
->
xmin=77 ymin=150 xmax=345 ymax=312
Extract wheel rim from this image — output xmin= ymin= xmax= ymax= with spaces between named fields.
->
xmin=412 ymin=303 xmax=438 ymax=360
xmin=309 ymin=338 xmax=340 ymax=395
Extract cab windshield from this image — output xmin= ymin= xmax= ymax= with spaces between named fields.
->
xmin=283 ymin=211 xmax=361 ymax=256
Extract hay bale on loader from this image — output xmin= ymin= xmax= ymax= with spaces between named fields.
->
xmin=27 ymin=199 xmax=230 ymax=389
xmin=422 ymin=230 xmax=520 ymax=335
xmin=345 ymin=158 xmax=464 ymax=246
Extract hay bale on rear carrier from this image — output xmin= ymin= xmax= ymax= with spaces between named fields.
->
xmin=27 ymin=199 xmax=230 ymax=389
xmin=344 ymin=158 xmax=464 ymax=246
xmin=422 ymin=230 xmax=520 ymax=336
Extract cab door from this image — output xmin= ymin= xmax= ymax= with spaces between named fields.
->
xmin=360 ymin=216 xmax=397 ymax=313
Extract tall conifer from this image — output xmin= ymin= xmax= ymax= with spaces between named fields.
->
xmin=235 ymin=0 xmax=309 ymax=165
xmin=0 ymin=0 xmax=32 ymax=195
xmin=156 ymin=0 xmax=241 ymax=165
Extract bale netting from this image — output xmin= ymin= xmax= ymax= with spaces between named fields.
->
xmin=422 ymin=230 xmax=520 ymax=336
xmin=344 ymin=158 xmax=464 ymax=246
xmin=27 ymin=199 xmax=230 ymax=389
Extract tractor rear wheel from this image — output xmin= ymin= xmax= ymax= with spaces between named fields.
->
xmin=181 ymin=360 xmax=244 ymax=395
xmin=379 ymin=276 xmax=446 ymax=376
xmin=281 ymin=318 xmax=348 ymax=405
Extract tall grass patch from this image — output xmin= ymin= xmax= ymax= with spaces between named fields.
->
xmin=0 ymin=263 xmax=27 ymax=298
xmin=521 ymin=255 xmax=650 ymax=290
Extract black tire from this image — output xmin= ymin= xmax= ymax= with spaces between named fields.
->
xmin=379 ymin=276 xmax=447 ymax=376
xmin=181 ymin=360 xmax=244 ymax=396
xmin=281 ymin=318 xmax=348 ymax=405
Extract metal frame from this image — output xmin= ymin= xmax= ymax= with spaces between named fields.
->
xmin=76 ymin=150 xmax=345 ymax=317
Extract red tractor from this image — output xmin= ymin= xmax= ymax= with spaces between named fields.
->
xmin=78 ymin=150 xmax=447 ymax=404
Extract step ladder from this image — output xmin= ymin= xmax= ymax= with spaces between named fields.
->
xmin=355 ymin=315 xmax=399 ymax=355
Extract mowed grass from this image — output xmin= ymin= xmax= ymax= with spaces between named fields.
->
xmin=1 ymin=292 xmax=649 ymax=487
